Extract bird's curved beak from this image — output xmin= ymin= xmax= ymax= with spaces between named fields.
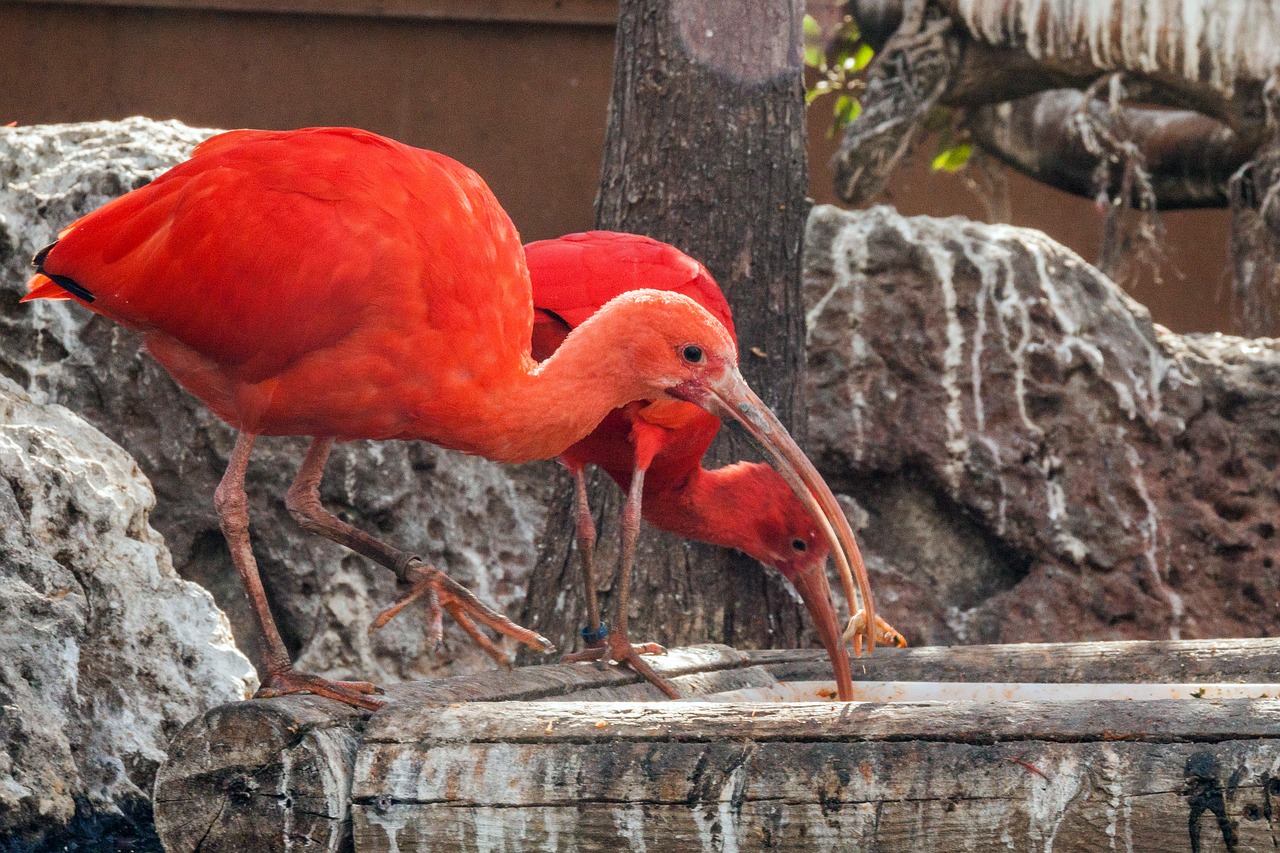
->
xmin=787 ymin=557 xmax=855 ymax=701
xmin=670 ymin=366 xmax=879 ymax=674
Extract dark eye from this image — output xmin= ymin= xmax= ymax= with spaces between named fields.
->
xmin=792 ymin=538 xmax=807 ymax=553
xmin=682 ymin=344 xmax=704 ymax=364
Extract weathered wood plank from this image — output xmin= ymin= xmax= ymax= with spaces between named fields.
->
xmin=752 ymin=638 xmax=1280 ymax=684
xmin=553 ymin=664 xmax=779 ymax=702
xmin=350 ymin=739 xmax=1280 ymax=852
xmin=361 ymin=699 xmax=1280 ymax=746
xmin=391 ymin=644 xmax=755 ymax=704
xmin=154 ymin=640 xmax=1280 ymax=852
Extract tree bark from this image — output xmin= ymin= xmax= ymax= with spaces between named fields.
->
xmin=835 ymin=0 xmax=1276 ymax=209
xmin=971 ymin=90 xmax=1264 ymax=210
xmin=520 ymin=0 xmax=813 ymax=656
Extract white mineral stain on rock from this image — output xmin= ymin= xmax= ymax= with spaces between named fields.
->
xmin=0 ymin=376 xmax=255 ymax=840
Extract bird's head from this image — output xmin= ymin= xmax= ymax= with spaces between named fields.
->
xmin=697 ymin=462 xmax=830 ymax=579
xmin=590 ymin=289 xmax=741 ymax=400
xmin=706 ymin=463 xmax=850 ymax=682
xmin=705 ymin=463 xmax=906 ymax=667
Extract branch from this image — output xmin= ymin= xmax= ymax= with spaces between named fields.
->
xmin=832 ymin=2 xmax=958 ymax=204
xmin=845 ymin=0 xmax=1276 ymax=134
xmin=970 ymin=90 xmax=1264 ymax=209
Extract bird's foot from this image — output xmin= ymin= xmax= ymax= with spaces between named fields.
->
xmin=843 ymin=610 xmax=909 ymax=655
xmin=562 ymin=629 xmax=680 ymax=699
xmin=563 ymin=622 xmax=613 ymax=671
xmin=369 ymin=560 xmax=555 ymax=668
xmin=255 ymin=667 xmax=385 ymax=712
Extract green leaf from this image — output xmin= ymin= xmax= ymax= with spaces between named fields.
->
xmin=853 ymin=43 xmax=875 ymax=71
xmin=931 ymin=142 xmax=973 ymax=172
xmin=828 ymin=95 xmax=862 ymax=136
xmin=803 ymin=14 xmax=824 ymax=68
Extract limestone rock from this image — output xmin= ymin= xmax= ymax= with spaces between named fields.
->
xmin=0 ymin=119 xmax=557 ymax=685
xmin=805 ymin=205 xmax=1280 ymax=646
xmin=0 ymin=377 xmax=254 ymax=846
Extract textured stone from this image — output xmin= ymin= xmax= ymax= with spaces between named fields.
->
xmin=0 ymin=119 xmax=557 ymax=685
xmin=0 ymin=377 xmax=254 ymax=846
xmin=805 ymin=204 xmax=1280 ymax=646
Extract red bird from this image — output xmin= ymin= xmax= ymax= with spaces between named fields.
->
xmin=23 ymin=127 xmax=880 ymax=710
xmin=527 ymin=232 xmax=904 ymax=700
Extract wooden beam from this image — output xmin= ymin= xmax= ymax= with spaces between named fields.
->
xmin=352 ymin=738 xmax=1280 ymax=852
xmin=363 ymin=696 xmax=1280 ymax=746
xmin=752 ymin=637 xmax=1280 ymax=684
xmin=2 ymin=0 xmax=619 ymax=27
xmin=154 ymin=641 xmax=1280 ymax=852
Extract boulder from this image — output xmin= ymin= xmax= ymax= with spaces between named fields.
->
xmin=805 ymin=205 xmax=1280 ymax=646
xmin=0 ymin=377 xmax=254 ymax=847
xmin=0 ymin=119 xmax=558 ymax=686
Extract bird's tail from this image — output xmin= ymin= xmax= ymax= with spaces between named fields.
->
xmin=22 ymin=273 xmax=73 ymax=302
xmin=21 ymin=240 xmax=95 ymax=303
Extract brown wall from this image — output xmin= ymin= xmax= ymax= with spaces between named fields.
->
xmin=2 ymin=1 xmax=617 ymax=243
xmin=1 ymin=0 xmax=1235 ymax=334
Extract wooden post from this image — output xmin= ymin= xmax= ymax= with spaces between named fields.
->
xmin=521 ymin=0 xmax=814 ymax=662
xmin=152 ymin=696 xmax=365 ymax=853
xmin=155 ymin=638 xmax=1280 ymax=852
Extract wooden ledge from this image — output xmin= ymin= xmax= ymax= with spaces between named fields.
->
xmin=153 ymin=639 xmax=1280 ymax=852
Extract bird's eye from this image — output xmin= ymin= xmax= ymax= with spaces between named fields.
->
xmin=682 ymin=344 xmax=704 ymax=364
xmin=792 ymin=538 xmax=807 ymax=553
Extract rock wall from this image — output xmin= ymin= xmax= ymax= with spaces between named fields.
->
xmin=805 ymin=204 xmax=1280 ymax=646
xmin=0 ymin=377 xmax=254 ymax=847
xmin=0 ymin=119 xmax=557 ymax=686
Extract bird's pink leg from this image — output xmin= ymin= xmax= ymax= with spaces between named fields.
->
xmin=569 ymin=466 xmax=608 ymax=651
xmin=285 ymin=438 xmax=554 ymax=667
xmin=562 ymin=466 xmax=681 ymax=699
xmin=216 ymin=432 xmax=383 ymax=711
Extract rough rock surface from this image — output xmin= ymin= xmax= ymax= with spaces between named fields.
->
xmin=805 ymin=204 xmax=1280 ymax=646
xmin=0 ymin=119 xmax=557 ymax=685
xmin=0 ymin=377 xmax=254 ymax=846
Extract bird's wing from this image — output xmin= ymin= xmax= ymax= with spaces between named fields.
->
xmin=525 ymin=231 xmax=736 ymax=339
xmin=27 ymin=127 xmax=532 ymax=388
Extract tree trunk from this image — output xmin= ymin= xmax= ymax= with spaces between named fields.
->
xmin=520 ymin=0 xmax=812 ymax=657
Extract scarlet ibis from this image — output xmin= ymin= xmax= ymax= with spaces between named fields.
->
xmin=527 ymin=232 xmax=904 ymax=700
xmin=24 ymin=127 xmax=878 ymax=710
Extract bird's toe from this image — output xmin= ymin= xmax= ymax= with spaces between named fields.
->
xmin=256 ymin=669 xmax=386 ymax=712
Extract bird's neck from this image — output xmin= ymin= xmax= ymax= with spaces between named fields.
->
xmin=474 ymin=314 xmax=656 ymax=463
xmin=644 ymin=463 xmax=768 ymax=562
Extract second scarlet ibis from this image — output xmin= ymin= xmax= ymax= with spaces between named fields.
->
xmin=23 ymin=127 xmax=878 ymax=709
xmin=527 ymin=232 xmax=903 ymax=700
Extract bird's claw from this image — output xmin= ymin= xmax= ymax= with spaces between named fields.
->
xmin=369 ymin=560 xmax=555 ymax=667
xmin=255 ymin=667 xmax=386 ymax=712
xmin=843 ymin=610 xmax=908 ymax=656
xmin=562 ymin=631 xmax=680 ymax=699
